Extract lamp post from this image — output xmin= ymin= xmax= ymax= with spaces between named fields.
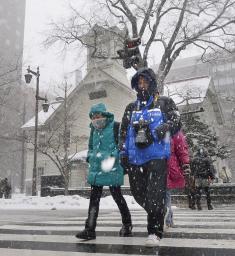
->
xmin=25 ymin=66 xmax=47 ymax=196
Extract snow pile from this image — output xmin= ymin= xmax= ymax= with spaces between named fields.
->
xmin=69 ymin=150 xmax=88 ymax=162
xmin=0 ymin=194 xmax=141 ymax=210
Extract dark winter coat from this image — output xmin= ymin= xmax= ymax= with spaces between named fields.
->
xmin=191 ymin=152 xmax=216 ymax=179
xmin=167 ymin=131 xmax=190 ymax=189
xmin=87 ymin=103 xmax=124 ymax=186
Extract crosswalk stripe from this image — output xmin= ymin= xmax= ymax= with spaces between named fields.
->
xmin=1 ymin=226 xmax=235 ymax=239
xmin=0 ymin=241 xmax=156 ymax=255
xmin=3 ymin=219 xmax=235 ymax=228
xmin=20 ymin=216 xmax=235 ymax=224
xmin=1 ymin=234 xmax=235 ymax=249
xmin=0 ymin=206 xmax=235 ymax=255
xmin=0 ymin=248 xmax=145 ymax=256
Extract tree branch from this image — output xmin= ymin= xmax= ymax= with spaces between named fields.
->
xmin=139 ymin=0 xmax=155 ymax=37
xmin=143 ymin=0 xmax=167 ymax=64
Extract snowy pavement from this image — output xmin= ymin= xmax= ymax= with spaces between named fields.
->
xmin=0 ymin=199 xmax=235 ymax=255
xmin=0 ymin=194 xmax=142 ymax=210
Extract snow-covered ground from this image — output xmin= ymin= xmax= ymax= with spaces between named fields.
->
xmin=0 ymin=194 xmax=142 ymax=210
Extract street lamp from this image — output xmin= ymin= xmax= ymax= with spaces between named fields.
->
xmin=24 ymin=66 xmax=47 ymax=196
xmin=42 ymin=96 xmax=65 ymax=113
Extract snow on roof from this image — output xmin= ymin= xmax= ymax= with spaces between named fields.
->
xmin=69 ymin=150 xmax=88 ymax=162
xmin=164 ymin=76 xmax=211 ymax=106
xmin=21 ymin=102 xmax=61 ymax=129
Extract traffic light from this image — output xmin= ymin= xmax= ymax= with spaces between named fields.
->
xmin=125 ymin=37 xmax=141 ymax=48
xmin=117 ymin=37 xmax=141 ymax=69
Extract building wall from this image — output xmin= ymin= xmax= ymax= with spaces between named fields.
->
xmin=0 ymin=0 xmax=25 ymax=72
xmin=69 ymin=82 xmax=134 ymax=140
xmin=24 ymin=70 xmax=135 ymax=193
xmin=70 ymin=162 xmax=88 ymax=189
xmin=154 ymin=54 xmax=235 ymax=180
xmin=0 ymin=0 xmax=26 ymax=191
xmin=24 ymin=25 xmax=135 ymax=193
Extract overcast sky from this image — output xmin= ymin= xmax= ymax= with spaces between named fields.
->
xmin=23 ymin=0 xmax=90 ymax=94
xmin=23 ymin=0 xmax=200 ymax=93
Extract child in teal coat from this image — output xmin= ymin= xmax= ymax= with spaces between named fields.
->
xmin=76 ymin=103 xmax=132 ymax=240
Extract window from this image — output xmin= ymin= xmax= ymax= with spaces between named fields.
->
xmin=89 ymin=89 xmax=107 ymax=100
xmin=38 ymin=132 xmax=46 ymax=147
xmin=37 ymin=167 xmax=44 ymax=177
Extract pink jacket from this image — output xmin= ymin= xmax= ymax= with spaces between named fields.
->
xmin=167 ymin=131 xmax=190 ymax=190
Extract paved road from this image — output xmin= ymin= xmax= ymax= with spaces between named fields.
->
xmin=0 ymin=205 xmax=235 ymax=255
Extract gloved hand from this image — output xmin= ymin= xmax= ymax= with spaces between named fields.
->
xmin=155 ymin=123 xmax=169 ymax=140
xmin=120 ymin=154 xmax=129 ymax=168
xmin=182 ymin=164 xmax=191 ymax=176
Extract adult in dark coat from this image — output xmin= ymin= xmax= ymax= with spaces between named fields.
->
xmin=119 ymin=67 xmax=181 ymax=247
xmin=0 ymin=178 xmax=11 ymax=199
xmin=191 ymin=148 xmax=216 ymax=210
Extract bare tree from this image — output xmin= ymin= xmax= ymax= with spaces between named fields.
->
xmin=27 ymin=81 xmax=78 ymax=195
xmin=44 ymin=0 xmax=235 ymax=93
xmin=0 ymin=55 xmax=23 ymax=117
xmin=0 ymin=65 xmax=18 ymax=88
xmin=0 ymin=55 xmax=22 ymax=88
xmin=165 ymin=83 xmax=230 ymax=160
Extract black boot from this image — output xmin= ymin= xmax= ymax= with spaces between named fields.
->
xmin=197 ymin=204 xmax=202 ymax=210
xmin=75 ymin=229 xmax=96 ymax=240
xmin=197 ymin=200 xmax=202 ymax=210
xmin=195 ymin=188 xmax=202 ymax=210
xmin=196 ymin=196 xmax=202 ymax=210
xmin=208 ymin=204 xmax=213 ymax=210
xmin=188 ymin=195 xmax=193 ymax=209
xmin=76 ymin=206 xmax=98 ymax=240
xmin=190 ymin=194 xmax=196 ymax=210
xmin=119 ymin=224 xmax=133 ymax=237
xmin=206 ymin=187 xmax=213 ymax=210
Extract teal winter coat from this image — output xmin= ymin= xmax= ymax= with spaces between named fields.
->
xmin=87 ymin=103 xmax=124 ymax=186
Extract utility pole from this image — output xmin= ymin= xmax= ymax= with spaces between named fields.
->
xmin=20 ymin=101 xmax=26 ymax=193
xmin=25 ymin=66 xmax=47 ymax=196
xmin=63 ymin=81 xmax=69 ymax=195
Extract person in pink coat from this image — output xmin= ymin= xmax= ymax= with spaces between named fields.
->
xmin=165 ymin=130 xmax=191 ymax=228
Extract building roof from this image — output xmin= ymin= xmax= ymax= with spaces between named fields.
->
xmin=69 ymin=150 xmax=88 ymax=162
xmin=21 ymin=102 xmax=61 ymax=129
xmin=21 ymin=66 xmax=133 ymax=129
xmin=164 ymin=76 xmax=211 ymax=106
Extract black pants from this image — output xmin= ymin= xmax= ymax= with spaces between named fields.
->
xmin=85 ymin=185 xmax=132 ymax=231
xmin=128 ymin=159 xmax=167 ymax=238
xmin=195 ymin=186 xmax=212 ymax=206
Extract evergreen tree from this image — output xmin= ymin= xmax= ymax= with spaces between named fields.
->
xmin=182 ymin=114 xmax=230 ymax=160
